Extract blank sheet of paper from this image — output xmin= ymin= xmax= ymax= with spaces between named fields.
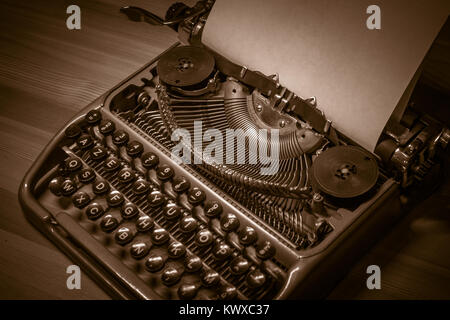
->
xmin=202 ymin=0 xmax=449 ymax=151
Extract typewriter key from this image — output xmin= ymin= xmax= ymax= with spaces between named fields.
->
xmin=60 ymin=178 xmax=77 ymax=196
xmin=100 ymin=214 xmax=119 ymax=232
xmin=200 ymin=269 xmax=220 ymax=287
xmin=156 ymin=164 xmax=174 ymax=181
xmin=64 ymin=123 xmax=82 ymax=139
xmin=130 ymin=242 xmax=150 ymax=259
xmin=204 ymin=200 xmax=222 ymax=218
xmin=172 ymin=176 xmax=190 ymax=193
xmin=141 ymin=152 xmax=159 ymax=169
xmin=187 ymin=187 xmax=206 ymax=206
xmin=85 ymin=109 xmax=102 ymax=125
xmin=179 ymin=216 xmax=198 ymax=233
xmin=93 ymin=179 xmax=110 ymax=195
xmin=151 ymin=227 xmax=169 ymax=245
xmin=76 ymin=134 xmax=93 ymax=150
xmin=65 ymin=157 xmax=82 ymax=172
xmin=145 ymin=254 xmax=165 ymax=272
xmin=121 ymin=203 xmax=139 ymax=220
xmin=230 ymin=256 xmax=250 ymax=275
xmin=148 ymin=190 xmax=165 ymax=207
xmin=132 ymin=179 xmax=150 ymax=195
xmin=48 ymin=176 xmax=63 ymax=196
xmin=178 ymin=283 xmax=199 ymax=300
xmin=161 ymin=266 xmax=182 ymax=286
xmin=220 ymin=213 xmax=240 ymax=232
xmin=106 ymin=191 xmax=124 ymax=207
xmin=238 ymin=226 xmax=258 ymax=245
xmin=167 ymin=241 xmax=186 ymax=259
xmin=78 ymin=168 xmax=95 ymax=184
xmin=126 ymin=141 xmax=144 ymax=157
xmin=163 ymin=203 xmax=182 ymax=221
xmin=112 ymin=130 xmax=129 ymax=146
xmin=218 ymin=285 xmax=237 ymax=300
xmin=184 ymin=255 xmax=202 ymax=273
xmin=195 ymin=229 xmax=213 ymax=247
xmin=99 ymin=120 xmax=115 ymax=135
xmin=246 ymin=269 xmax=266 ymax=288
xmin=104 ymin=156 xmax=121 ymax=172
xmin=115 ymin=227 xmax=134 ymax=245
xmin=136 ymin=215 xmax=154 ymax=232
xmin=118 ymin=167 xmax=135 ymax=184
xmin=85 ymin=203 xmax=104 ymax=220
xmin=72 ymin=191 xmax=91 ymax=209
xmin=90 ymin=146 xmax=107 ymax=161
xmin=212 ymin=242 xmax=232 ymax=260
xmin=255 ymin=241 xmax=276 ymax=260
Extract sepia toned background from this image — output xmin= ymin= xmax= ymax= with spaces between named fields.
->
xmin=0 ymin=0 xmax=449 ymax=299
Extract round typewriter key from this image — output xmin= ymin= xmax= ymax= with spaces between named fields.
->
xmin=78 ymin=168 xmax=95 ymax=183
xmin=136 ymin=215 xmax=154 ymax=232
xmin=163 ymin=203 xmax=182 ymax=221
xmin=121 ymin=202 xmax=139 ymax=219
xmin=130 ymin=242 xmax=150 ymax=259
xmin=151 ymin=227 xmax=169 ymax=245
xmin=172 ymin=176 xmax=190 ymax=193
xmin=255 ymin=241 xmax=276 ymax=260
xmin=246 ymin=269 xmax=266 ymax=288
xmin=218 ymin=285 xmax=237 ymax=300
xmin=204 ymin=200 xmax=223 ymax=218
xmin=184 ymin=255 xmax=202 ymax=273
xmin=126 ymin=141 xmax=144 ymax=157
xmin=179 ymin=216 xmax=198 ymax=233
xmin=161 ymin=266 xmax=182 ymax=286
xmin=195 ymin=229 xmax=213 ymax=247
xmin=187 ymin=187 xmax=206 ymax=206
xmin=145 ymin=254 xmax=165 ymax=272
xmin=100 ymin=214 xmax=119 ymax=232
xmin=65 ymin=157 xmax=82 ymax=172
xmin=132 ymin=179 xmax=150 ymax=195
xmin=118 ymin=167 xmax=135 ymax=184
xmin=99 ymin=119 xmax=115 ymax=135
xmin=200 ymin=269 xmax=220 ymax=287
xmin=212 ymin=242 xmax=232 ymax=260
xmin=148 ymin=190 xmax=165 ymax=207
xmin=106 ymin=191 xmax=124 ymax=207
xmin=60 ymin=178 xmax=77 ymax=196
xmin=141 ymin=152 xmax=159 ymax=169
xmin=48 ymin=176 xmax=63 ymax=196
xmin=178 ymin=283 xmax=199 ymax=300
xmin=93 ymin=179 xmax=110 ymax=195
xmin=230 ymin=256 xmax=250 ymax=275
xmin=85 ymin=109 xmax=102 ymax=125
xmin=65 ymin=123 xmax=82 ymax=139
xmin=90 ymin=146 xmax=107 ymax=161
xmin=76 ymin=134 xmax=93 ymax=150
xmin=104 ymin=156 xmax=120 ymax=172
xmin=85 ymin=203 xmax=104 ymax=220
xmin=72 ymin=191 xmax=91 ymax=209
xmin=156 ymin=164 xmax=174 ymax=181
xmin=115 ymin=227 xmax=134 ymax=245
xmin=168 ymin=242 xmax=186 ymax=259
xmin=220 ymin=213 xmax=240 ymax=232
xmin=112 ymin=130 xmax=129 ymax=146
xmin=238 ymin=226 xmax=258 ymax=245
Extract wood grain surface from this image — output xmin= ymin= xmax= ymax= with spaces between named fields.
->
xmin=0 ymin=0 xmax=449 ymax=300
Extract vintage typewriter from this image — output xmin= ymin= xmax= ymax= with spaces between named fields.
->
xmin=19 ymin=1 xmax=449 ymax=299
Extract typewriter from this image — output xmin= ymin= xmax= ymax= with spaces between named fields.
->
xmin=19 ymin=0 xmax=449 ymax=299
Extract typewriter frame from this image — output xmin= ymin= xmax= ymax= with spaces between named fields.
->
xmin=18 ymin=40 xmax=407 ymax=299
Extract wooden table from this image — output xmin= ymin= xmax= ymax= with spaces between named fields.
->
xmin=0 ymin=0 xmax=449 ymax=299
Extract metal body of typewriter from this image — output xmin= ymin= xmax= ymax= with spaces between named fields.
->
xmin=19 ymin=1 xmax=449 ymax=299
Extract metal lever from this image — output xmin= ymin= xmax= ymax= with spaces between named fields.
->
xmin=120 ymin=3 xmax=208 ymax=27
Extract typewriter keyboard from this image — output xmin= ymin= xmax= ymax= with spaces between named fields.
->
xmin=42 ymin=108 xmax=290 ymax=300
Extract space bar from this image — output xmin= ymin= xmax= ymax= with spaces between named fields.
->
xmin=55 ymin=212 xmax=158 ymax=300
